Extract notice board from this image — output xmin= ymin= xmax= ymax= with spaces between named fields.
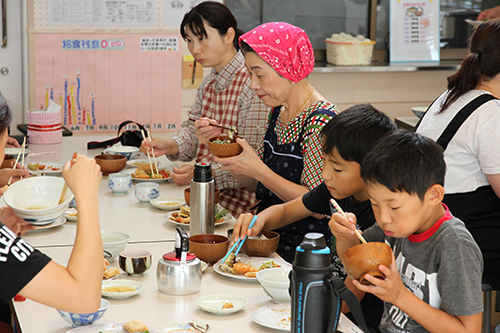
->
xmin=33 ymin=33 xmax=182 ymax=134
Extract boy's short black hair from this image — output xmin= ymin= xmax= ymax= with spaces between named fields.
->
xmin=321 ymin=104 xmax=396 ymax=164
xmin=361 ymin=130 xmax=446 ymax=201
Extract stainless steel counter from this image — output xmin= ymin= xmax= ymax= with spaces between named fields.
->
xmin=313 ymin=60 xmax=461 ymax=73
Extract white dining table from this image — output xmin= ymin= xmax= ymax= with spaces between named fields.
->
xmin=8 ymin=135 xmax=362 ymax=333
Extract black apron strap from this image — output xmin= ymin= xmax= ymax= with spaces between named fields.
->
xmin=331 ymin=277 xmax=370 ymax=333
xmin=413 ymin=95 xmax=441 ymax=132
xmin=435 ymin=94 xmax=497 ymax=150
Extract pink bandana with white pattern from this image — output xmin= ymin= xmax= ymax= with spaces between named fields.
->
xmin=239 ymin=22 xmax=314 ymax=84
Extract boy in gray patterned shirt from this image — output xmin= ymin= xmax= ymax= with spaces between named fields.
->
xmin=330 ymin=130 xmax=483 ymax=333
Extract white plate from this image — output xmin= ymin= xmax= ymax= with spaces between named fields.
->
xmin=101 ymin=279 xmax=143 ymax=299
xmin=165 ymin=204 xmax=235 ymax=228
xmin=65 ymin=322 xmax=157 ymax=333
xmin=27 ymin=162 xmax=64 ymax=175
xmin=150 ymin=198 xmax=185 ymax=211
xmin=126 ymin=158 xmax=162 ymax=168
xmin=124 ymin=168 xmax=171 ymax=183
xmin=251 ymin=303 xmax=291 ymax=331
xmin=28 ymin=216 xmax=66 ymax=232
xmin=157 ymin=321 xmax=212 ymax=333
xmin=201 ymin=261 xmax=208 ymax=273
xmin=213 ymin=257 xmax=289 ymax=282
xmin=465 ymin=19 xmax=483 ymax=28
xmin=196 ymin=294 xmax=247 ymax=314
xmin=63 ymin=208 xmax=78 ymax=221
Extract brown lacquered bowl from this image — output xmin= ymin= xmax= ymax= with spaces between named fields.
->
xmin=342 ymin=242 xmax=392 ymax=285
xmin=183 ymin=187 xmax=220 ymax=207
xmin=95 ymin=154 xmax=127 ymax=175
xmin=188 ymin=234 xmax=229 ymax=264
xmin=1 ymin=155 xmax=14 ymax=169
xmin=241 ymin=230 xmax=280 ymax=257
xmin=208 ymin=135 xmax=242 ymax=158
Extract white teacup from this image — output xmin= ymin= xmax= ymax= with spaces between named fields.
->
xmin=135 ymin=183 xmax=159 ymax=203
xmin=108 ymin=172 xmax=132 ymax=193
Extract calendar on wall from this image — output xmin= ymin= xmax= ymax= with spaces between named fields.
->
xmin=34 ymin=33 xmax=182 ymax=134
xmin=389 ymin=0 xmax=440 ymax=63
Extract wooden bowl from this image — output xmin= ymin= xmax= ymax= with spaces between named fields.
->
xmin=95 ymin=154 xmax=127 ymax=175
xmin=208 ymin=135 xmax=242 ymax=158
xmin=184 ymin=187 xmax=220 ymax=206
xmin=342 ymin=242 xmax=392 ymax=285
xmin=241 ymin=230 xmax=280 ymax=257
xmin=1 ymin=155 xmax=14 ymax=169
xmin=189 ymin=234 xmax=229 ymax=264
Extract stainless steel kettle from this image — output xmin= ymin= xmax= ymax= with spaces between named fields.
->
xmin=157 ymin=227 xmax=202 ymax=295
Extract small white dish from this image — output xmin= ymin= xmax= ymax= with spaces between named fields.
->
xmin=27 ymin=162 xmax=64 ymax=175
xmin=127 ymin=158 xmax=162 ymax=168
xmin=65 ymin=322 xmax=157 ymax=333
xmin=201 ymin=261 xmax=208 ymax=273
xmin=196 ymin=294 xmax=247 ymax=315
xmin=63 ymin=208 xmax=78 ymax=221
xmin=251 ymin=303 xmax=291 ymax=331
xmin=27 ymin=216 xmax=66 ymax=232
xmin=157 ymin=322 xmax=212 ymax=333
xmin=124 ymin=168 xmax=171 ymax=183
xmin=150 ymin=198 xmax=185 ymax=211
xmin=165 ymin=204 xmax=235 ymax=228
xmin=101 ymin=279 xmax=143 ymax=299
xmin=213 ymin=257 xmax=290 ymax=282
xmin=465 ymin=19 xmax=483 ymax=28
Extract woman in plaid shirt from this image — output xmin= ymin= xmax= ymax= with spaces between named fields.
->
xmin=214 ymin=22 xmax=338 ymax=263
xmin=140 ymin=2 xmax=268 ymax=217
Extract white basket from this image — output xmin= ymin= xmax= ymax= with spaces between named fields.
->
xmin=325 ymin=40 xmax=375 ymax=66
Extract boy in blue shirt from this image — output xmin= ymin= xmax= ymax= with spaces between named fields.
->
xmin=331 ymin=130 xmax=483 ymax=332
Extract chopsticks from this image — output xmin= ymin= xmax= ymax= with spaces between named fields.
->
xmin=140 ymin=130 xmax=159 ymax=175
xmin=188 ymin=118 xmax=238 ymax=134
xmin=7 ymin=137 xmax=26 ymax=186
xmin=221 ymin=215 xmax=258 ymax=263
xmin=330 ymin=198 xmax=367 ymax=244
xmin=58 ymin=152 xmax=77 ymax=205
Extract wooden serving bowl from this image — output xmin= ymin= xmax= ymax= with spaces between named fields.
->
xmin=184 ymin=187 xmax=220 ymax=206
xmin=95 ymin=154 xmax=127 ymax=175
xmin=241 ymin=230 xmax=280 ymax=257
xmin=342 ymin=242 xmax=392 ymax=285
xmin=189 ymin=234 xmax=229 ymax=264
xmin=1 ymin=155 xmax=14 ymax=169
xmin=208 ymin=135 xmax=242 ymax=158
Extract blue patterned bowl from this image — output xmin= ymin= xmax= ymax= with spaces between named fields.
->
xmin=104 ymin=146 xmax=140 ymax=160
xmin=57 ymin=299 xmax=109 ymax=328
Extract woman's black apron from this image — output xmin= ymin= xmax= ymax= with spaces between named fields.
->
xmin=256 ymin=106 xmax=335 ymax=263
xmin=416 ymin=94 xmax=500 ymax=288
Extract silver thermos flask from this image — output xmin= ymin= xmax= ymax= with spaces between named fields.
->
xmin=190 ymin=162 xmax=215 ymax=236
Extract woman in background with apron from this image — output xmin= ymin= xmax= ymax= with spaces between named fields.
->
xmin=214 ymin=22 xmax=338 ymax=263
xmin=416 ymin=20 xmax=500 ymax=288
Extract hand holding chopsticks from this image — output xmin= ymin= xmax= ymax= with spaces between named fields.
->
xmin=330 ymin=198 xmax=367 ymax=244
xmin=221 ymin=215 xmax=258 ymax=263
xmin=188 ymin=118 xmax=238 ymax=134
xmin=7 ymin=137 xmax=26 ymax=186
xmin=140 ymin=130 xmax=159 ymax=175
xmin=58 ymin=152 xmax=77 ymax=205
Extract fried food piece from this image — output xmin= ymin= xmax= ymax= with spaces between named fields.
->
xmin=103 ymin=258 xmax=110 ymax=271
xmin=132 ymin=172 xmax=150 ymax=179
xmin=223 ymin=252 xmax=236 ymax=267
xmin=233 ymin=262 xmax=259 ymax=275
xmin=245 ymin=271 xmax=257 ymax=278
xmin=222 ymin=302 xmax=234 ymax=309
xmin=219 ymin=263 xmax=236 ymax=274
xmin=27 ymin=163 xmax=39 ymax=171
xmin=103 ymin=267 xmax=120 ymax=279
xmin=123 ymin=320 xmax=149 ymax=333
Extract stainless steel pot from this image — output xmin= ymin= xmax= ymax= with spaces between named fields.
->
xmin=157 ymin=228 xmax=202 ymax=295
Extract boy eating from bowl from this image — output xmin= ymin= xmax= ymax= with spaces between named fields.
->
xmin=331 ymin=130 xmax=483 ymax=332
xmin=232 ymin=104 xmax=396 ymax=328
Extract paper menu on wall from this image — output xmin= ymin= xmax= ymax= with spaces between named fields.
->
xmin=163 ymin=0 xmax=223 ymax=27
xmin=389 ymin=0 xmax=440 ymax=63
xmin=47 ymin=0 xmax=155 ymax=26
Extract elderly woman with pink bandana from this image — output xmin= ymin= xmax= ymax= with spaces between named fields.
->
xmin=213 ymin=22 xmax=338 ymax=263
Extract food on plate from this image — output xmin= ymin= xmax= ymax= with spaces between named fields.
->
xmin=212 ymin=138 xmax=232 ymax=144
xmin=219 ymin=252 xmax=281 ymax=278
xmin=169 ymin=205 xmax=228 ymax=224
xmin=222 ymin=302 xmax=234 ymax=309
xmin=131 ymin=163 xmax=170 ymax=179
xmin=159 ymin=201 xmax=182 ymax=206
xmin=27 ymin=163 xmax=61 ymax=171
xmin=123 ymin=320 xmax=149 ymax=333
xmin=103 ymin=259 xmax=121 ymax=279
xmin=102 ymin=285 xmax=136 ymax=293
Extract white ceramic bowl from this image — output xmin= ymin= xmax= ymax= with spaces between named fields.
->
xmin=150 ymin=197 xmax=184 ymax=211
xmin=102 ymin=230 xmax=131 ymax=262
xmin=3 ymin=176 xmax=74 ymax=225
xmin=57 ymin=298 xmax=109 ymax=328
xmin=104 ymin=146 xmax=140 ymax=160
xmin=256 ymin=267 xmax=292 ymax=303
xmin=196 ymin=294 xmax=247 ymax=315
xmin=101 ymin=279 xmax=143 ymax=299
xmin=5 ymin=147 xmax=30 ymax=160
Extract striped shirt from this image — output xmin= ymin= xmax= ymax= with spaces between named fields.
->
xmin=168 ymin=51 xmax=269 ymax=216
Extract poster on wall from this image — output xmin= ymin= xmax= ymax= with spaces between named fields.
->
xmin=34 ymin=33 xmax=182 ymax=134
xmin=389 ymin=0 xmax=440 ymax=63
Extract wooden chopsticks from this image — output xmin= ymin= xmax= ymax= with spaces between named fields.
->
xmin=7 ymin=137 xmax=26 ymax=186
xmin=141 ymin=130 xmax=159 ymax=175
xmin=330 ymin=198 xmax=367 ymax=244
xmin=188 ymin=118 xmax=238 ymax=134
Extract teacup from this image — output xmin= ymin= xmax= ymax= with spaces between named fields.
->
xmin=119 ymin=249 xmax=152 ymax=276
xmin=108 ymin=172 xmax=132 ymax=193
xmin=135 ymin=183 xmax=159 ymax=203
